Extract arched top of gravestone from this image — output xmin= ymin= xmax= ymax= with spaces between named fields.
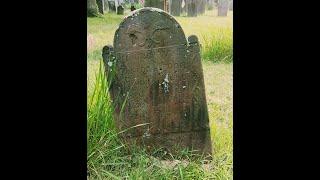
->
xmin=113 ymin=7 xmax=188 ymax=52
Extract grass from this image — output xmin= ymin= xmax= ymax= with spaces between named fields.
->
xmin=88 ymin=9 xmax=233 ymax=179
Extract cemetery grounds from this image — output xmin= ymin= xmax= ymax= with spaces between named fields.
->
xmin=88 ymin=9 xmax=233 ymax=179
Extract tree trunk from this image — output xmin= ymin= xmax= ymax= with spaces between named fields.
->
xmin=217 ymin=0 xmax=228 ymax=16
xmin=207 ymin=0 xmax=214 ymax=10
xmin=170 ymin=0 xmax=181 ymax=16
xmin=144 ymin=0 xmax=165 ymax=10
xmin=198 ymin=0 xmax=206 ymax=15
xmin=187 ymin=0 xmax=197 ymax=17
xmin=229 ymin=0 xmax=233 ymax=11
xmin=181 ymin=0 xmax=186 ymax=15
xmin=96 ymin=0 xmax=104 ymax=14
xmin=87 ymin=0 xmax=99 ymax=17
xmin=103 ymin=0 xmax=109 ymax=12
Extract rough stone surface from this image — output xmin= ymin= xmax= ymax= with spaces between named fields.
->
xmin=102 ymin=8 xmax=211 ymax=156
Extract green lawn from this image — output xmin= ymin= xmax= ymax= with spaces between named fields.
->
xmin=88 ymin=9 xmax=233 ymax=179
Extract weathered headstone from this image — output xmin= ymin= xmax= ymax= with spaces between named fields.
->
xmin=117 ymin=5 xmax=124 ymax=14
xmin=102 ymin=8 xmax=212 ymax=156
xmin=187 ymin=0 xmax=197 ymax=17
xmin=108 ymin=0 xmax=117 ymax=12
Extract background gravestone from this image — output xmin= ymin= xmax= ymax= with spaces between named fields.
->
xmin=117 ymin=5 xmax=124 ymax=14
xmin=102 ymin=8 xmax=212 ymax=156
xmin=108 ymin=0 xmax=117 ymax=12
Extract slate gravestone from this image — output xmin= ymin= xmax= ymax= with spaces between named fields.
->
xmin=102 ymin=8 xmax=212 ymax=156
xmin=108 ymin=1 xmax=116 ymax=12
xmin=187 ymin=0 xmax=197 ymax=17
xmin=117 ymin=5 xmax=124 ymax=14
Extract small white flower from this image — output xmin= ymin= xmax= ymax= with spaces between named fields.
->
xmin=107 ymin=61 xmax=113 ymax=67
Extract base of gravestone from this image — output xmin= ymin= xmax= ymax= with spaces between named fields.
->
xmin=120 ymin=130 xmax=212 ymax=158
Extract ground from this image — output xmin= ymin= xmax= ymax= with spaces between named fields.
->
xmin=87 ymin=9 xmax=233 ymax=179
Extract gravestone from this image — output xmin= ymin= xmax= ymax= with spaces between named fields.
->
xmin=187 ymin=0 xmax=197 ymax=17
xmin=117 ymin=5 xmax=124 ymax=14
xmin=108 ymin=0 xmax=116 ymax=12
xmin=102 ymin=8 xmax=212 ymax=156
xmin=103 ymin=0 xmax=109 ymax=12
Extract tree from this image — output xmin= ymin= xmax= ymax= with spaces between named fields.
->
xmin=207 ymin=0 xmax=214 ymax=10
xmin=229 ymin=0 xmax=233 ymax=11
xmin=96 ymin=0 xmax=104 ymax=14
xmin=88 ymin=0 xmax=99 ymax=17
